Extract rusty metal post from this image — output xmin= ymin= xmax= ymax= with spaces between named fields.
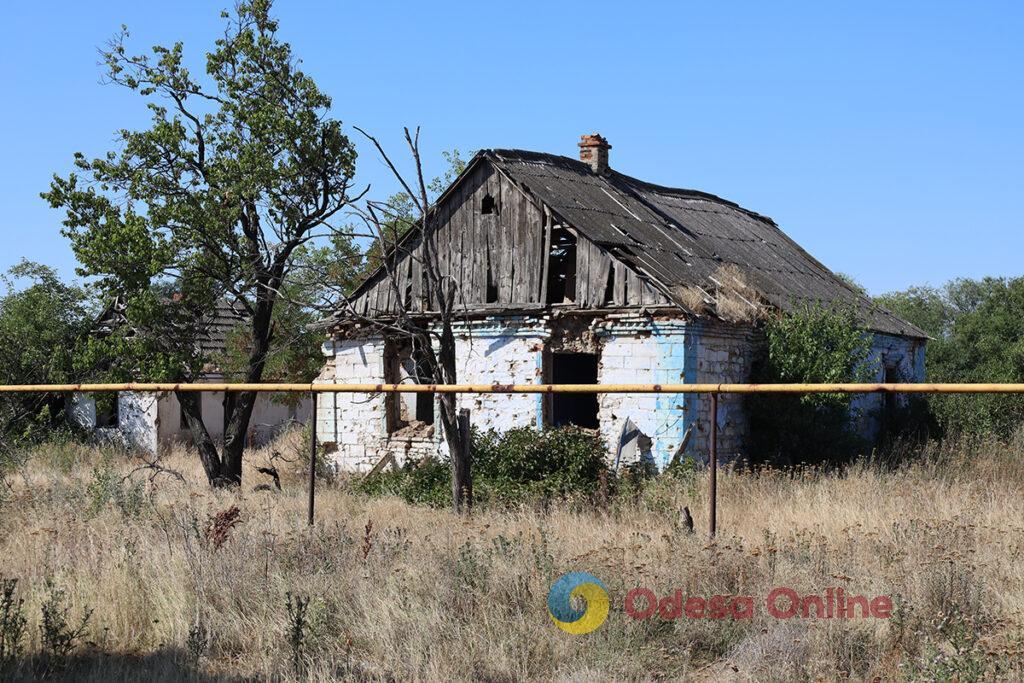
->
xmin=709 ymin=391 xmax=718 ymax=538
xmin=307 ymin=391 xmax=318 ymax=526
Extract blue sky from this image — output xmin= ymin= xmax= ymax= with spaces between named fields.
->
xmin=1 ymin=1 xmax=1021 ymax=295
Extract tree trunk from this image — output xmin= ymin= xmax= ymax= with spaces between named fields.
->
xmin=177 ymin=390 xmax=231 ymax=487
xmin=434 ymin=320 xmax=472 ymax=513
xmin=436 ymin=392 xmax=470 ymax=513
xmin=213 ymin=287 xmax=274 ymax=487
xmin=221 ymin=390 xmax=258 ymax=486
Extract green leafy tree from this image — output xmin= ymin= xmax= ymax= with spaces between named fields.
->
xmin=212 ymin=234 xmax=367 ymax=406
xmin=0 ymin=262 xmax=93 ymax=442
xmin=746 ymin=304 xmax=876 ymax=465
xmin=874 ymin=285 xmax=954 ymax=341
xmin=877 ymin=277 xmax=1024 ymax=435
xmin=42 ymin=0 xmax=358 ymax=487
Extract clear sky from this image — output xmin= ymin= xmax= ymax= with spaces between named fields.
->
xmin=2 ymin=1 xmax=1021 ymax=295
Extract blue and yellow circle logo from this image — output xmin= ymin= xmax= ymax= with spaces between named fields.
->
xmin=547 ymin=572 xmax=610 ymax=634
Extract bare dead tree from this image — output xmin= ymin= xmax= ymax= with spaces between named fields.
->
xmin=346 ymin=126 xmax=472 ymax=513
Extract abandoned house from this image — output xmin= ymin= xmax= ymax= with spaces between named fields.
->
xmin=314 ymin=134 xmax=927 ymax=471
xmin=71 ymin=299 xmax=311 ymax=454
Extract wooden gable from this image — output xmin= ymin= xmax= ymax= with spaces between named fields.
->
xmin=347 ymin=158 xmax=669 ymax=319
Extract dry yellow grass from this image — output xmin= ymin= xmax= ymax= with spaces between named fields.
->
xmin=674 ymin=265 xmax=769 ymax=324
xmin=1 ymin=431 xmax=1024 ymax=681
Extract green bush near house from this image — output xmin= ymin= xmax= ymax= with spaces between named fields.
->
xmin=354 ymin=456 xmax=453 ymax=508
xmin=354 ymin=426 xmax=611 ymax=507
xmin=745 ymin=303 xmax=876 ymax=466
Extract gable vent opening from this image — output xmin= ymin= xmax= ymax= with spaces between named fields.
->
xmin=481 ymin=194 xmax=496 ymax=215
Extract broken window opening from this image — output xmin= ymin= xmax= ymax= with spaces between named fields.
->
xmin=550 ymin=352 xmax=599 ymax=429
xmin=546 ymin=226 xmax=577 ymax=304
xmin=95 ymin=393 xmax=119 ymax=428
xmin=603 ymin=265 xmax=616 ymax=306
xmin=416 ymin=384 xmax=435 ymax=424
xmin=481 ymin=193 xmax=496 ymax=215
xmin=485 ymin=247 xmax=498 ymax=303
xmin=385 ymin=340 xmax=436 ymax=434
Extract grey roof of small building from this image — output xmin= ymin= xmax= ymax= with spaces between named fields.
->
xmin=93 ymin=296 xmax=247 ymax=358
xmin=484 ymin=149 xmax=926 ymax=338
xmin=195 ymin=298 xmax=247 ymax=357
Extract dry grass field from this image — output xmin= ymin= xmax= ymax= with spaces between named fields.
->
xmin=1 ymin=431 xmax=1023 ymax=681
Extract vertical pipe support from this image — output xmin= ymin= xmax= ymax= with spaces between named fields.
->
xmin=307 ymin=391 xmax=318 ymax=526
xmin=454 ymin=408 xmax=473 ymax=513
xmin=709 ymin=391 xmax=718 ymax=538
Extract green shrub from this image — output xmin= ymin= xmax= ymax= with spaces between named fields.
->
xmin=355 ymin=426 xmax=610 ymax=507
xmin=472 ymin=426 xmax=610 ymax=502
xmin=355 ymin=457 xmax=452 ymax=508
xmin=746 ymin=304 xmax=876 ymax=465
xmin=284 ymin=592 xmax=310 ymax=674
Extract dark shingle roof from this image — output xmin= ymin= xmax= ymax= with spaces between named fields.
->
xmin=93 ymin=296 xmax=247 ymax=357
xmin=485 ymin=149 xmax=926 ymax=338
xmin=196 ymin=299 xmax=247 ymax=356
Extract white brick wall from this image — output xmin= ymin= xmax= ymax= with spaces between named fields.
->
xmin=450 ymin=319 xmax=548 ymax=434
xmin=317 ymin=338 xmax=388 ymax=470
xmin=120 ymin=392 xmax=160 ymax=454
xmin=595 ymin=319 xmax=690 ymax=468
xmin=318 ymin=317 xmax=923 ymax=472
xmin=69 ymin=391 xmax=160 ymax=454
xmin=596 ymin=319 xmax=756 ymax=468
xmin=319 ymin=318 xmax=548 ymax=472
xmin=851 ymin=333 xmax=927 ymax=439
xmin=690 ymin=324 xmax=758 ymax=462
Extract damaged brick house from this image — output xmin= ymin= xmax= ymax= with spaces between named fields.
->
xmin=314 ymin=134 xmax=926 ymax=471
xmin=72 ymin=299 xmax=311 ymax=454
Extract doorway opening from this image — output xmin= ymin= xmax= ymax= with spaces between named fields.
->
xmin=550 ymin=352 xmax=599 ymax=428
xmin=882 ymin=364 xmax=900 ymax=433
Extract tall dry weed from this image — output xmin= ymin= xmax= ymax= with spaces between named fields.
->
xmin=0 ymin=432 xmax=1021 ymax=680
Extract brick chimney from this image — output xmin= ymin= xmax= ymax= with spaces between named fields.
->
xmin=578 ymin=133 xmax=611 ymax=174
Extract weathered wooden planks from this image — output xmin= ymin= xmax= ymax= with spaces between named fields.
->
xmin=348 ymin=158 xmax=672 ymax=316
xmin=496 ymin=173 xmax=516 ymax=303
